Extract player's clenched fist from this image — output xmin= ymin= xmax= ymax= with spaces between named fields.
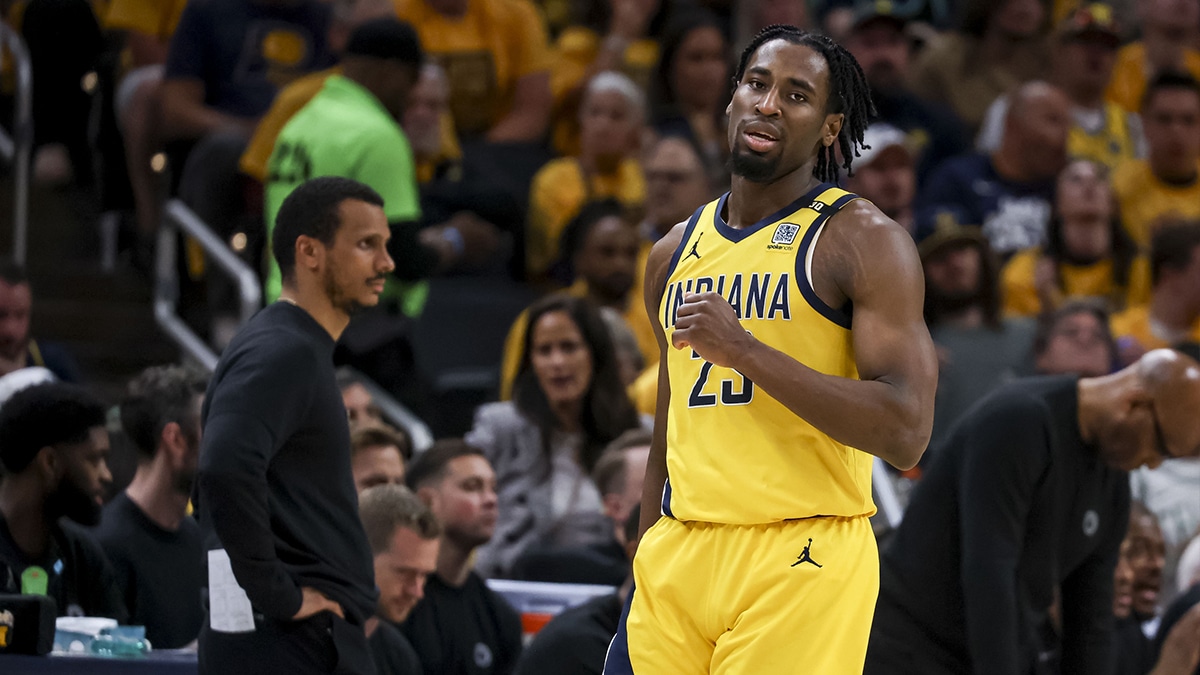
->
xmin=671 ymin=292 xmax=754 ymax=368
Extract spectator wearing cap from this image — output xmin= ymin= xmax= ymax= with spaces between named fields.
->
xmin=845 ymin=124 xmax=917 ymax=236
xmin=907 ymin=0 xmax=1051 ymax=133
xmin=1112 ymin=72 xmax=1200 ymax=248
xmin=842 ymin=0 xmax=970 ymax=182
xmin=1001 ymin=158 xmax=1150 ymax=318
xmin=917 ymin=81 xmax=1071 ymax=257
xmin=0 ymin=263 xmax=81 ymax=383
xmin=264 ymin=18 xmax=500 ymax=317
xmin=0 ymin=383 xmax=126 ymax=622
xmin=978 ymin=4 xmax=1146 ymax=172
xmin=919 ymin=217 xmax=1037 ymax=453
xmin=1106 ymin=0 xmax=1200 ymax=113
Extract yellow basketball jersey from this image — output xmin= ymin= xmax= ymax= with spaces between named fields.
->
xmin=659 ymin=184 xmax=876 ymax=525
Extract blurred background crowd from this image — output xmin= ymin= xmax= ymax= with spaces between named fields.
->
xmin=0 ymin=0 xmax=1199 ymax=670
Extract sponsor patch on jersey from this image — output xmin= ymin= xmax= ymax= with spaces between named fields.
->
xmin=771 ymin=222 xmax=800 ymax=246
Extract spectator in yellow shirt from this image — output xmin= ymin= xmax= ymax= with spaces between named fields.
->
xmin=526 ymin=71 xmax=646 ymax=282
xmin=1112 ymin=71 xmax=1200 ymax=247
xmin=1002 ymin=158 xmax=1150 ymax=317
xmin=394 ymin=0 xmax=552 ymax=142
xmin=1112 ymin=221 xmax=1200 ymax=365
xmin=1105 ymin=0 xmax=1200 ymax=113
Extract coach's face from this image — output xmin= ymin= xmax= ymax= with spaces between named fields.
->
xmin=727 ymin=39 xmax=843 ymax=184
xmin=323 ymin=199 xmax=394 ymax=315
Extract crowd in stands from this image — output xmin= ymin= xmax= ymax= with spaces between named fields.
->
xmin=3 ymin=0 xmax=1200 ymax=671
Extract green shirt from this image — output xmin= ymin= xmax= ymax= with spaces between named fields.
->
xmin=264 ymin=75 xmax=422 ymax=308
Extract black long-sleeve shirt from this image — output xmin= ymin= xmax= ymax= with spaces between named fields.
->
xmin=875 ymin=376 xmax=1130 ymax=675
xmin=197 ymin=302 xmax=377 ymax=624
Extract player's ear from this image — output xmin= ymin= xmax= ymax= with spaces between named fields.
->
xmin=822 ymin=113 xmax=844 ymax=148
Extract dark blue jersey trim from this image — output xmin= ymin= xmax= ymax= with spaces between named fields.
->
xmin=658 ymin=203 xmax=706 ymax=300
xmin=794 ymin=193 xmax=858 ymax=329
xmin=712 ymin=182 xmax=834 ymax=243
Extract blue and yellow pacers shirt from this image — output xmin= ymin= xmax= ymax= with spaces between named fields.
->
xmin=660 ymin=183 xmax=877 ymax=525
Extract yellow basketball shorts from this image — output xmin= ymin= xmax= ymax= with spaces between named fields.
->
xmin=604 ymin=515 xmax=879 ymax=674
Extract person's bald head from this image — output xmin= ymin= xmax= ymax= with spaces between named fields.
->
xmin=1081 ymin=349 xmax=1200 ymax=471
xmin=1000 ymin=81 xmax=1071 ymax=181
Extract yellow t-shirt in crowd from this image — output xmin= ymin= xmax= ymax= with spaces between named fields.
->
xmin=394 ymin=0 xmax=551 ymax=137
xmin=239 ymin=67 xmax=461 ymax=184
xmin=525 ymin=156 xmax=646 ymax=281
xmin=1067 ymin=102 xmax=1142 ymax=172
xmin=1001 ymin=248 xmax=1151 ymax=317
xmin=1112 ymin=159 xmax=1200 ymax=248
xmin=1106 ymin=42 xmax=1200 ymax=114
xmin=1110 ymin=304 xmax=1200 ymax=350
xmin=497 ymin=277 xmax=656 ymax=400
xmin=103 ymin=0 xmax=186 ymax=38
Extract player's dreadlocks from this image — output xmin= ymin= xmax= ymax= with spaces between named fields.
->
xmin=734 ymin=25 xmax=876 ymax=184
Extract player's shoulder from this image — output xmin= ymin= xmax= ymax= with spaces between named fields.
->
xmin=828 ymin=197 xmax=909 ymax=243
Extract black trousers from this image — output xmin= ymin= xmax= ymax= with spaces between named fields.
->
xmin=198 ymin=612 xmax=376 ymax=675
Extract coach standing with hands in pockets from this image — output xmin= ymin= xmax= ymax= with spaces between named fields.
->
xmin=196 ymin=177 xmax=395 ymax=674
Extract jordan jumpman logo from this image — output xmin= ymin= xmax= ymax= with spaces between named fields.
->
xmin=791 ymin=538 xmax=822 ymax=568
xmin=685 ymin=233 xmax=703 ymax=261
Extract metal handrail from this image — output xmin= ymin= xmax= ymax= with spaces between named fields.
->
xmin=0 ymin=21 xmax=32 ymax=265
xmin=154 ymin=199 xmax=262 ymax=370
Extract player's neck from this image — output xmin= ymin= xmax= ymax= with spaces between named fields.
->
xmin=727 ymin=173 xmax=824 ymax=229
xmin=279 ymin=282 xmax=350 ymax=341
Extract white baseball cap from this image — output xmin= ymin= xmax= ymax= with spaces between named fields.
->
xmin=855 ymin=124 xmax=912 ymax=167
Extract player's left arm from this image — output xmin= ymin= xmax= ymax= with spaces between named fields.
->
xmin=672 ymin=201 xmax=936 ymax=470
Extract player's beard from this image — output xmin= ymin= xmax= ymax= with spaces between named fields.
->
xmin=729 ymin=147 xmax=780 ymax=183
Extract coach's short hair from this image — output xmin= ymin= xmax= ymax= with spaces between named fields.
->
xmin=272 ymin=177 xmax=385 ymax=285
xmin=0 ymin=383 xmax=107 ymax=474
xmin=359 ymin=484 xmax=442 ymax=554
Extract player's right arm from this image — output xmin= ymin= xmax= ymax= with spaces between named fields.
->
xmin=636 ymin=222 xmax=688 ymax=540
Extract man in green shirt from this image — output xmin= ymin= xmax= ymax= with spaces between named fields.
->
xmin=264 ymin=18 xmax=436 ymax=313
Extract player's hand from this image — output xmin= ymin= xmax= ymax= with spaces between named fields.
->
xmin=1150 ymin=604 xmax=1200 ymax=675
xmin=671 ymin=292 xmax=753 ymax=368
xmin=293 ymin=586 xmax=344 ymax=621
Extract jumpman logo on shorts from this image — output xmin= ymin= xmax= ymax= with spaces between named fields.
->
xmin=791 ymin=538 xmax=822 ymax=568
xmin=685 ymin=233 xmax=703 ymax=261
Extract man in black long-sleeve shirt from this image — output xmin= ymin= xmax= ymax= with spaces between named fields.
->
xmin=865 ymin=349 xmax=1200 ymax=675
xmin=197 ymin=176 xmax=396 ymax=675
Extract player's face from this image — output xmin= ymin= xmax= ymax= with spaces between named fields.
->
xmin=1126 ymin=512 xmax=1165 ymax=617
xmin=727 ymin=40 xmax=843 ymax=183
xmin=352 ymin=444 xmax=406 ymax=493
xmin=49 ymin=427 xmax=112 ymax=526
xmin=0 ymin=281 xmax=32 ymax=362
xmin=429 ymin=456 xmax=498 ymax=549
xmin=1035 ymin=311 xmax=1112 ymax=377
xmin=529 ymin=311 xmax=594 ymax=411
xmin=323 ymin=200 xmax=394 ymax=316
xmin=374 ymin=526 xmax=439 ymax=623
xmin=576 ymin=216 xmax=639 ymax=301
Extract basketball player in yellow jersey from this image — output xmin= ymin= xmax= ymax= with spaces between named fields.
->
xmin=603 ymin=26 xmax=938 ymax=675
